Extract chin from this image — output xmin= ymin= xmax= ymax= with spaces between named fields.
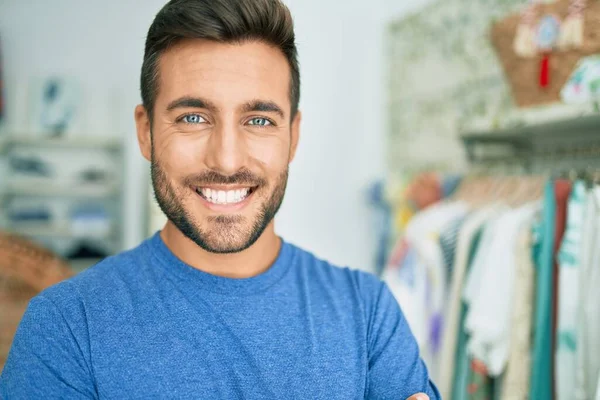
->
xmin=195 ymin=234 xmax=256 ymax=254
xmin=180 ymin=216 xmax=260 ymax=254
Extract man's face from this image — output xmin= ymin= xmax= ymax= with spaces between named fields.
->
xmin=141 ymin=39 xmax=299 ymax=253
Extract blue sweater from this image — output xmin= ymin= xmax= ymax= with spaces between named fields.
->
xmin=0 ymin=233 xmax=439 ymax=399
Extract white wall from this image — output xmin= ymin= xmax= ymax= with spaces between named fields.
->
xmin=276 ymin=0 xmax=388 ymax=271
xmin=385 ymin=0 xmax=436 ymax=19
xmin=0 ymin=0 xmax=430 ymax=273
xmin=278 ymin=0 xmax=436 ymax=270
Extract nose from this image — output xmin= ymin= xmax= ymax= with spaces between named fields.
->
xmin=204 ymin=121 xmax=248 ymax=176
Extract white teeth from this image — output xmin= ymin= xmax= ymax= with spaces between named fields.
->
xmin=199 ymin=187 xmax=252 ymax=205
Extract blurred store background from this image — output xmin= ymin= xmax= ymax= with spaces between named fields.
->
xmin=2 ymin=0 xmax=600 ymax=398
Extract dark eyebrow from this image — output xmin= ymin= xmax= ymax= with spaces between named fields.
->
xmin=166 ymin=96 xmax=219 ymax=113
xmin=241 ymin=100 xmax=285 ymax=119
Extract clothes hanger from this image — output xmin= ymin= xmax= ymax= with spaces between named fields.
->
xmin=483 ymin=175 xmax=508 ymax=205
xmin=531 ymin=175 xmax=546 ymax=202
xmin=506 ymin=176 xmax=524 ymax=206
xmin=506 ymin=176 xmax=525 ymax=206
xmin=521 ymin=175 xmax=544 ymax=204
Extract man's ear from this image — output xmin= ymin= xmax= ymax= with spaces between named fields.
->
xmin=135 ymin=104 xmax=152 ymax=162
xmin=289 ymin=110 xmax=301 ymax=163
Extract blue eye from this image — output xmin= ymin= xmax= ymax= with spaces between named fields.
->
xmin=248 ymin=117 xmax=272 ymax=127
xmin=181 ymin=114 xmax=206 ymax=124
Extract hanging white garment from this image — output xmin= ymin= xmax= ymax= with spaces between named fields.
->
xmin=575 ymin=186 xmax=597 ymax=400
xmin=464 ymin=202 xmax=540 ymax=376
xmin=462 ymin=215 xmax=500 ymax=308
xmin=556 ymin=181 xmax=587 ymax=400
xmin=582 ymin=187 xmax=600 ymax=398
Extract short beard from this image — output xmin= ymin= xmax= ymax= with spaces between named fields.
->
xmin=150 ymin=150 xmax=288 ymax=254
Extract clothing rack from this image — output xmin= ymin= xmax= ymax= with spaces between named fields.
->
xmin=460 ymin=114 xmax=600 ymax=171
xmin=385 ymin=124 xmax=600 ymax=399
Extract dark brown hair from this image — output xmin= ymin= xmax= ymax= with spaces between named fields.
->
xmin=141 ymin=0 xmax=300 ymax=122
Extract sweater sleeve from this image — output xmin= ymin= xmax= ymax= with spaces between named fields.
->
xmin=365 ymin=281 xmax=440 ymax=400
xmin=0 ymin=293 xmax=96 ymax=399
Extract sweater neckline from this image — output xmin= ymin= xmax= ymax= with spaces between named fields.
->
xmin=146 ymin=232 xmax=294 ymax=296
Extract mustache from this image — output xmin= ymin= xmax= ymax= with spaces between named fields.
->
xmin=183 ymin=168 xmax=267 ymax=187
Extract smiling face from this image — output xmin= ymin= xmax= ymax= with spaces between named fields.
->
xmin=136 ymin=39 xmax=300 ymax=253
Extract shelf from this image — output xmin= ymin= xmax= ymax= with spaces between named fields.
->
xmin=461 ymin=114 xmax=600 ymax=164
xmin=7 ymin=222 xmax=114 ymax=239
xmin=3 ymin=181 xmax=119 ymax=198
xmin=462 ymin=114 xmax=600 ymax=141
xmin=0 ymin=135 xmax=122 ymax=152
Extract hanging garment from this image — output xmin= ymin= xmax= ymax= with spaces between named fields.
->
xmin=462 ymin=214 xmax=501 ymax=303
xmin=439 ymin=215 xmax=467 ymax=284
xmin=385 ymin=200 xmax=469 ymax=379
xmin=366 ymin=181 xmax=392 ymax=276
xmin=438 ymin=205 xmax=502 ymax=399
xmin=494 ymin=373 xmax=504 ymax=400
xmin=530 ymin=180 xmax=557 ymax=400
xmin=384 ymin=245 xmax=425 ymax=345
xmin=458 ymin=217 xmax=502 ymax=399
xmin=502 ymin=222 xmax=538 ymax=400
xmin=552 ymin=179 xmax=573 ymax=397
xmin=556 ymin=180 xmax=586 ymax=400
xmin=581 ymin=186 xmax=600 ymax=399
xmin=467 ymin=359 xmax=493 ymax=400
xmin=452 ymin=228 xmax=485 ymax=400
xmin=575 ymin=186 xmax=598 ymax=400
xmin=464 ymin=203 xmax=540 ymax=377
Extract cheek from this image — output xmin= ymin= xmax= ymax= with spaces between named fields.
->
xmin=156 ymin=137 xmax=203 ymax=178
xmin=247 ymin=137 xmax=290 ymax=172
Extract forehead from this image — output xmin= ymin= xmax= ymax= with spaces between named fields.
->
xmin=156 ymin=39 xmax=291 ymax=113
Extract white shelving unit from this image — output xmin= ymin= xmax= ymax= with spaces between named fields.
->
xmin=0 ymin=135 xmax=121 ymax=151
xmin=7 ymin=220 xmax=115 ymax=238
xmin=3 ymin=180 xmax=119 ymax=198
xmin=0 ymin=134 xmax=125 ymax=272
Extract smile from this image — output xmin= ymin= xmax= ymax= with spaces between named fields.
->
xmin=195 ymin=186 xmax=256 ymax=205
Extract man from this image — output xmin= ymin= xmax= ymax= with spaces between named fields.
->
xmin=0 ymin=0 xmax=439 ymax=398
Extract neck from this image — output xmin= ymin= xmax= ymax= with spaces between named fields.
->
xmin=159 ymin=221 xmax=281 ymax=279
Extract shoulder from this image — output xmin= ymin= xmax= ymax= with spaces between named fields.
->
xmin=36 ymin=240 xmax=151 ymax=312
xmin=285 ymin=241 xmax=386 ymax=303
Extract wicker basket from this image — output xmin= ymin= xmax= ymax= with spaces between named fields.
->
xmin=0 ymin=232 xmax=73 ymax=371
xmin=491 ymin=0 xmax=600 ymax=107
